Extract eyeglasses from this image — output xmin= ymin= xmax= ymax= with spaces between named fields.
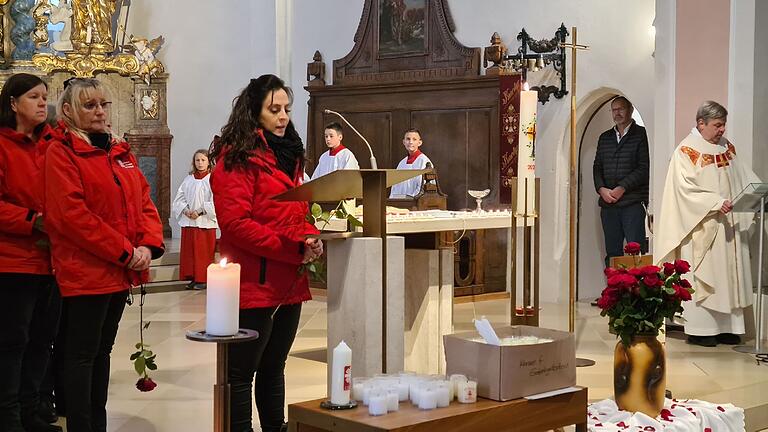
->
xmin=82 ymin=101 xmax=112 ymax=111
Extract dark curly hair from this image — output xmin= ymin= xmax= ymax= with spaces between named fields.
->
xmin=210 ymin=74 xmax=301 ymax=170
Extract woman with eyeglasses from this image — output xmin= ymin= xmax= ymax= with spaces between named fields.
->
xmin=44 ymin=78 xmax=164 ymax=432
xmin=209 ymin=74 xmax=322 ymax=432
xmin=0 ymin=73 xmax=63 ymax=432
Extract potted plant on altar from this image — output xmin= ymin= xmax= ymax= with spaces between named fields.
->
xmin=596 ymin=242 xmax=693 ymax=418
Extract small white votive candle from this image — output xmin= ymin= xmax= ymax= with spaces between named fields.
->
xmin=418 ymin=388 xmax=437 ymax=410
xmin=368 ymin=391 xmax=387 ymax=416
xmin=449 ymin=374 xmax=467 ymax=400
xmin=396 ymin=380 xmax=409 ymax=401
xmin=386 ymin=388 xmax=399 ymax=412
xmin=352 ymin=377 xmax=367 ymax=402
xmin=436 ymin=383 xmax=451 ymax=408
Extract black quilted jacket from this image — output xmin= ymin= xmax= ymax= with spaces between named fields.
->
xmin=592 ymin=122 xmax=649 ymax=208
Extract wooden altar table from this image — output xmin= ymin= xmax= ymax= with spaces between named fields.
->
xmin=287 ymin=387 xmax=587 ymax=432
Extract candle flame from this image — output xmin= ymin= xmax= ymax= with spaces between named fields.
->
xmin=523 ymin=82 xmax=530 ymax=91
xmin=220 ymin=258 xmax=228 ymax=268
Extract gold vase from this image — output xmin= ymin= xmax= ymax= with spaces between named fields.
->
xmin=613 ymin=334 xmax=665 ymax=417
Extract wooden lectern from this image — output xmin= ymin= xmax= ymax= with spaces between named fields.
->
xmin=274 ymin=168 xmax=428 ymax=375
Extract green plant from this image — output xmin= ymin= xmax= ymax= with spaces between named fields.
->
xmin=302 ymin=201 xmax=362 ymax=282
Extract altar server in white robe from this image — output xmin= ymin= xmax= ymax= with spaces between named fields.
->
xmin=656 ymin=101 xmax=761 ymax=347
xmin=310 ymin=122 xmax=359 ymax=180
xmin=390 ymin=128 xmax=432 ymax=198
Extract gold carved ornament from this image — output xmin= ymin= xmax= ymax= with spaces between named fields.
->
xmin=30 ymin=0 xmax=162 ymax=79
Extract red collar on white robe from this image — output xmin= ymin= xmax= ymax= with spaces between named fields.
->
xmin=406 ymin=150 xmax=422 ymax=164
xmin=329 ymin=144 xmax=346 ymax=157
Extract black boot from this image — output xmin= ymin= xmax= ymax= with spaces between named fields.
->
xmin=21 ymin=415 xmax=63 ymax=432
xmin=687 ymin=335 xmax=718 ymax=347
xmin=37 ymin=394 xmax=57 ymax=424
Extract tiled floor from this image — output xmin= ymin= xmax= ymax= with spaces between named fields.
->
xmin=50 ymin=291 xmax=768 ymax=431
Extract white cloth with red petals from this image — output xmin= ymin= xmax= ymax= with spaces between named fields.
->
xmin=587 ymin=398 xmax=744 ymax=431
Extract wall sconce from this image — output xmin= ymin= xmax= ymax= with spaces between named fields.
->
xmin=486 ymin=24 xmax=569 ymax=104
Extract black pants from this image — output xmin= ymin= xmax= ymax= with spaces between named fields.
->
xmin=229 ymin=304 xmax=302 ymax=432
xmin=600 ymin=202 xmax=648 ymax=267
xmin=0 ymin=273 xmax=60 ymax=431
xmin=62 ymin=291 xmax=127 ymax=432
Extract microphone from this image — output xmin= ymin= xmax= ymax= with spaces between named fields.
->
xmin=324 ymin=109 xmax=377 ymax=169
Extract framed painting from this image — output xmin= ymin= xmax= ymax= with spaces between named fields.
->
xmin=378 ymin=0 xmax=427 ymax=57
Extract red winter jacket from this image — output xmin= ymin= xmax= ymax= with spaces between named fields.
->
xmin=0 ymin=125 xmax=54 ymax=275
xmin=44 ymin=125 xmax=165 ymax=297
xmin=211 ymin=130 xmax=318 ymax=309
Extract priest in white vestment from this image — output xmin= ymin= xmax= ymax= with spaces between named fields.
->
xmin=390 ymin=128 xmax=432 ymax=198
xmin=310 ymin=122 xmax=359 ymax=180
xmin=656 ymin=101 xmax=761 ymax=347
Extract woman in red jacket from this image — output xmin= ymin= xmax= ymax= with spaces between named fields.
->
xmin=210 ymin=74 xmax=322 ymax=432
xmin=0 ymin=74 xmax=62 ymax=432
xmin=44 ymin=78 xmax=164 ymax=432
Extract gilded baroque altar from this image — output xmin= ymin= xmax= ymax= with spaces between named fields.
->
xmin=0 ymin=0 xmax=173 ymax=236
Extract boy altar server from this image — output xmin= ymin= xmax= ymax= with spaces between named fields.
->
xmin=390 ymin=128 xmax=432 ymax=198
xmin=310 ymin=122 xmax=359 ymax=180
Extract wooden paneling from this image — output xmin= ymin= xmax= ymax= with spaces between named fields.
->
xmin=306 ymin=77 xmax=500 ymax=211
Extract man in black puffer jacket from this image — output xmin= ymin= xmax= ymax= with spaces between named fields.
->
xmin=593 ymin=96 xmax=650 ymax=267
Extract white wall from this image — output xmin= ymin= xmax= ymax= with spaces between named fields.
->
xmin=288 ymin=0 xmax=656 ymax=303
xmin=127 ymin=0 xmax=277 ymax=236
xmin=754 ymin=0 xmax=768 ymax=182
xmin=289 ymin=0 xmax=363 ymax=144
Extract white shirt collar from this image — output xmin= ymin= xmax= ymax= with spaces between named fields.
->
xmin=691 ymin=126 xmax=727 ymax=147
xmin=614 ymin=120 xmax=634 ymax=141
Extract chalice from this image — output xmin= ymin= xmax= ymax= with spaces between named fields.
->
xmin=468 ymin=189 xmax=490 ymax=213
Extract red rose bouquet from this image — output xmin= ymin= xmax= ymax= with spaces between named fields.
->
xmin=597 ymin=254 xmax=694 ymax=345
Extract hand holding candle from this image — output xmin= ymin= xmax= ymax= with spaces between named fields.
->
xmin=205 ymin=258 xmax=240 ymax=336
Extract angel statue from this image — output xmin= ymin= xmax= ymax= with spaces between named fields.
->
xmin=50 ymin=0 xmax=75 ymax=52
xmin=123 ymin=35 xmax=165 ymax=84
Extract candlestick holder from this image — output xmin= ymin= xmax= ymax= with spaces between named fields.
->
xmin=186 ymin=329 xmax=259 ymax=432
xmin=320 ymin=400 xmax=358 ymax=410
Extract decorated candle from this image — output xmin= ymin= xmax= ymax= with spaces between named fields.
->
xmin=516 ymin=82 xmax=538 ymax=224
xmin=205 ymin=258 xmax=240 ymax=336
xmin=457 ymin=380 xmax=477 ymax=403
xmin=330 ymin=341 xmax=352 ymax=405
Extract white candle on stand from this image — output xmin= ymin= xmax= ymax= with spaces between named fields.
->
xmin=205 ymin=258 xmax=240 ymax=336
xmin=330 ymin=341 xmax=352 ymax=405
xmin=516 ymin=82 xmax=538 ymax=224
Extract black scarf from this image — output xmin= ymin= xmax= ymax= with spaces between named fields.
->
xmin=88 ymin=133 xmax=111 ymax=152
xmin=263 ymin=128 xmax=304 ymax=178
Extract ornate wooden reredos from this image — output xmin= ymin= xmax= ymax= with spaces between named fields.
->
xmin=332 ymin=0 xmax=480 ymax=85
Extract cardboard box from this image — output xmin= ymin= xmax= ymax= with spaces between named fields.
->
xmin=443 ymin=325 xmax=576 ymax=401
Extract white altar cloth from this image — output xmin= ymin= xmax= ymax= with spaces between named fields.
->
xmin=587 ymin=398 xmax=744 ymax=431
